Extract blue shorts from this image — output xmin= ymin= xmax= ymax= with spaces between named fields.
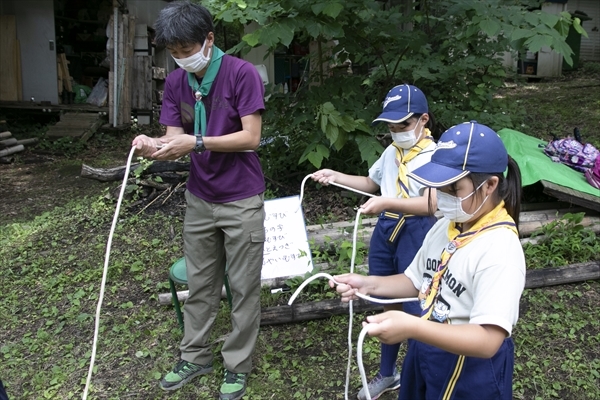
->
xmin=368 ymin=212 xmax=436 ymax=315
xmin=399 ymin=338 xmax=515 ymax=400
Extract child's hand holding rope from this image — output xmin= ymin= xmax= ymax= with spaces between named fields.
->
xmin=328 ymin=273 xmax=371 ymax=303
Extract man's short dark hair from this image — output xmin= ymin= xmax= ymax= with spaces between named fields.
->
xmin=154 ymin=0 xmax=214 ymax=48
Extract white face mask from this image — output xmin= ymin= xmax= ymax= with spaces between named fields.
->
xmin=391 ymin=117 xmax=423 ymax=149
xmin=172 ymin=41 xmax=211 ymax=73
xmin=437 ymin=181 xmax=489 ymax=223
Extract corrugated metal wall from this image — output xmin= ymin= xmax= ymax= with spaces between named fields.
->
xmin=567 ymin=0 xmax=600 ymax=61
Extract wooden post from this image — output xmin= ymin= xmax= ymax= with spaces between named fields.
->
xmin=0 ymin=15 xmax=18 ymax=101
xmin=108 ymin=9 xmax=120 ymax=127
xmin=117 ymin=12 xmax=124 ymax=125
xmin=57 ymin=57 xmax=63 ymax=97
xmin=132 ymin=55 xmax=152 ymax=111
xmin=59 ymin=53 xmax=73 ymax=93
xmin=16 ymin=39 xmax=22 ymax=101
xmin=128 ymin=15 xmax=136 ymax=119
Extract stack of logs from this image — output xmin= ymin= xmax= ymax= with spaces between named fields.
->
xmin=0 ymin=122 xmax=38 ymax=163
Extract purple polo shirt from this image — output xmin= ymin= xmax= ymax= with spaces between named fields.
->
xmin=160 ymin=55 xmax=266 ymax=203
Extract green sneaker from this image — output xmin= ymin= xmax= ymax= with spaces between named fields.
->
xmin=219 ymin=370 xmax=247 ymax=400
xmin=159 ymin=359 xmax=213 ymax=391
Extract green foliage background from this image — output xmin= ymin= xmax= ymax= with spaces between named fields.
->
xmin=203 ymin=0 xmax=586 ymax=186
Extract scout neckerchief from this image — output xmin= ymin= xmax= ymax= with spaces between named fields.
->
xmin=420 ymin=201 xmax=518 ymax=320
xmin=186 ymin=46 xmax=225 ymax=137
xmin=393 ymin=128 xmax=433 ymax=198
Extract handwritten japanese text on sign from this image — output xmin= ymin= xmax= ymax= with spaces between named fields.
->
xmin=261 ymin=196 xmax=313 ymax=280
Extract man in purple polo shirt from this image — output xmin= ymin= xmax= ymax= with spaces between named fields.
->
xmin=132 ymin=1 xmax=265 ymax=399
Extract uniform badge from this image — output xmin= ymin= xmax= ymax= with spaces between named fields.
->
xmin=446 ymin=240 xmax=458 ymax=254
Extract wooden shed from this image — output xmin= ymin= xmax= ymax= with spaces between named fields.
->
xmin=0 ymin=0 xmax=174 ymax=127
xmin=567 ymin=0 xmax=600 ymax=62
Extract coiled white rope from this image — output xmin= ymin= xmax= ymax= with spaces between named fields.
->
xmin=290 ymin=174 xmax=416 ymax=400
xmin=82 ymin=146 xmax=137 ymax=400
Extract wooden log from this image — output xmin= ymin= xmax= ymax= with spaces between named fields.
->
xmin=158 ymin=255 xmax=600 ymax=307
xmin=80 ymin=160 xmax=191 ymax=181
xmin=15 ymin=138 xmax=38 ymax=146
xmin=161 ymin=261 xmax=600 ymax=326
xmin=307 ymin=211 xmax=600 ymax=252
xmin=260 ymin=261 xmax=600 ymax=325
xmin=260 ymin=298 xmax=381 ymax=326
xmin=0 ymin=156 xmax=14 ymax=164
xmin=0 ymin=131 xmax=12 ymax=139
xmin=0 ymin=138 xmax=18 ymax=147
xmin=524 ymin=260 xmax=600 ymax=289
xmin=0 ymin=144 xmax=24 ymax=157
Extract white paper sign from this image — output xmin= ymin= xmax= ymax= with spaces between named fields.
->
xmin=261 ymin=195 xmax=313 ymax=280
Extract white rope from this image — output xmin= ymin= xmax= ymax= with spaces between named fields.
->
xmin=288 ymin=207 xmax=417 ymax=399
xmin=344 ymin=207 xmax=362 ymax=400
xmin=329 ymin=181 xmax=375 ymax=199
xmin=82 ymin=146 xmax=137 ymax=400
xmin=287 ymin=274 xmax=418 ymax=306
xmin=296 ymin=173 xmax=375 ymax=213
xmin=357 ymin=325 xmax=373 ymax=400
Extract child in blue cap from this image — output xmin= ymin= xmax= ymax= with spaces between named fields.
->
xmin=312 ymin=84 xmax=438 ymax=399
xmin=331 ymin=121 xmax=525 ymax=400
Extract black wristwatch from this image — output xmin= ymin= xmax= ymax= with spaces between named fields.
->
xmin=193 ymin=136 xmax=205 ymax=153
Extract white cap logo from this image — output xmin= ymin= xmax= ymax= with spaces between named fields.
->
xmin=383 ymin=95 xmax=402 ymax=109
xmin=436 ymin=140 xmax=457 ymax=150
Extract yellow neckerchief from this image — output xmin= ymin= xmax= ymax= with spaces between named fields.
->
xmin=420 ymin=201 xmax=518 ymax=320
xmin=393 ymin=128 xmax=433 ymax=198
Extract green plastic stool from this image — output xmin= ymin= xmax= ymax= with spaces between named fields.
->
xmin=168 ymin=257 xmax=233 ymax=331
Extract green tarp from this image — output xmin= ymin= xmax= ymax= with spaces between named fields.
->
xmin=497 ymin=128 xmax=600 ymax=198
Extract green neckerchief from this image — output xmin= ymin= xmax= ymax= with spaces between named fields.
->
xmin=187 ymin=46 xmax=225 ymax=137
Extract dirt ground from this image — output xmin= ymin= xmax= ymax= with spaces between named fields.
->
xmin=0 ymin=153 xmax=106 ymax=225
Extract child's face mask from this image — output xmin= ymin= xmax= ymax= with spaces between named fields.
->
xmin=437 ymin=181 xmax=488 ymax=223
xmin=391 ymin=116 xmax=422 ymax=149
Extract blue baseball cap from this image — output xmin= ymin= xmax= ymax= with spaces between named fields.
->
xmin=372 ymin=84 xmax=429 ymax=125
xmin=408 ymin=121 xmax=508 ymax=187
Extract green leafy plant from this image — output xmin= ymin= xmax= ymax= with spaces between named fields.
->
xmin=523 ymin=212 xmax=600 ymax=268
